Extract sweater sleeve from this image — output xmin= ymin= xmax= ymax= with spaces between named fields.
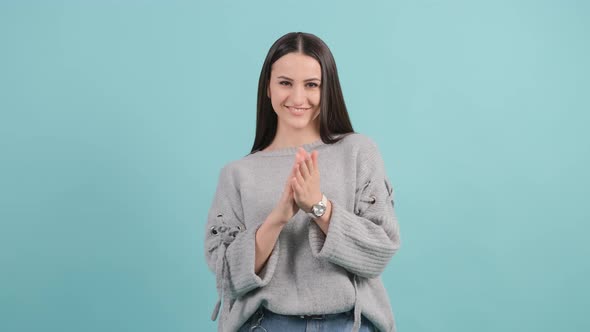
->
xmin=308 ymin=140 xmax=401 ymax=279
xmin=204 ymin=164 xmax=280 ymax=299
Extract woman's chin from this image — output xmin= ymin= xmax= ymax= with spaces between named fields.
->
xmin=281 ymin=118 xmax=313 ymax=130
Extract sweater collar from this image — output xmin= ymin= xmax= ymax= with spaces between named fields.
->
xmin=247 ymin=133 xmax=350 ymax=157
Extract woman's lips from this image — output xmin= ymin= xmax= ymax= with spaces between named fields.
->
xmin=286 ymin=106 xmax=310 ymax=116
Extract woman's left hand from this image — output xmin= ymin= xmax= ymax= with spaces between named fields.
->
xmin=291 ymin=147 xmax=323 ymax=213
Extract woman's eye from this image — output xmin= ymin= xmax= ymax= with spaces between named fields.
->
xmin=278 ymin=81 xmax=319 ymax=88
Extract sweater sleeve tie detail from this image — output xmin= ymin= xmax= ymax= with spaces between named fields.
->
xmin=209 ymin=214 xmax=243 ymax=321
xmin=352 ymin=274 xmax=362 ymax=332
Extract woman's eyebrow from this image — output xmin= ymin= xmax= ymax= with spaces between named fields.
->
xmin=277 ymin=75 xmax=321 ymax=82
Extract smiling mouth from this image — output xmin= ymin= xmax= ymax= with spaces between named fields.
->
xmin=286 ymin=106 xmax=310 ymax=116
xmin=287 ymin=106 xmax=311 ymax=111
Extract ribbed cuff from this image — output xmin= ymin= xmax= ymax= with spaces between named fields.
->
xmin=226 ymin=222 xmax=280 ymax=298
xmin=308 ymin=201 xmax=396 ymax=278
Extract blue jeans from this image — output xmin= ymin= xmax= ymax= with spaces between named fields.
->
xmin=237 ymin=306 xmax=377 ymax=332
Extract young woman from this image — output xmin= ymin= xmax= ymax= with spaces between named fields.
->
xmin=205 ymin=32 xmax=401 ymax=332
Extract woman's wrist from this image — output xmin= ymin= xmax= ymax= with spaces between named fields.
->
xmin=305 ymin=192 xmax=325 ymax=213
xmin=267 ymin=209 xmax=290 ymax=227
xmin=314 ymin=199 xmax=332 ymax=234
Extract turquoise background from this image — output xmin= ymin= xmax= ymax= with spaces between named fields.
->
xmin=1 ymin=0 xmax=588 ymax=331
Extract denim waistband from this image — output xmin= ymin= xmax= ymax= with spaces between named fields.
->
xmin=258 ymin=306 xmax=353 ymax=320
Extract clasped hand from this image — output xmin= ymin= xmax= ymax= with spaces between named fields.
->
xmin=274 ymin=147 xmax=322 ymax=224
xmin=291 ymin=147 xmax=322 ymax=213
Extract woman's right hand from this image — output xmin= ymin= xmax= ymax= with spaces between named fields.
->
xmin=270 ymin=155 xmax=301 ymax=226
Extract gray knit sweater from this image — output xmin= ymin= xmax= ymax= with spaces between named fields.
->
xmin=204 ymin=133 xmax=401 ymax=332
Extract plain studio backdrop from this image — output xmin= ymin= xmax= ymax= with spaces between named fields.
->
xmin=1 ymin=1 xmax=588 ymax=331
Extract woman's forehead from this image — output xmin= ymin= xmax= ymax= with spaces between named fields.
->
xmin=272 ymin=53 xmax=321 ymax=79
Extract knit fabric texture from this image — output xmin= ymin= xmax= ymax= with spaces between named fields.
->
xmin=204 ymin=132 xmax=401 ymax=332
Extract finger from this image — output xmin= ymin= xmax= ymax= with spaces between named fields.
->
xmin=292 ymin=159 xmax=300 ymax=174
xmin=307 ymin=150 xmax=315 ymax=173
xmin=299 ymin=158 xmax=311 ymax=179
xmin=295 ymin=164 xmax=305 ymax=184
xmin=295 ymin=152 xmax=306 ymax=169
xmin=296 ymin=147 xmax=305 ymax=158
xmin=301 ymin=148 xmax=310 ymax=166
xmin=294 ymin=149 xmax=303 ymax=162
xmin=297 ymin=147 xmax=306 ymax=161
xmin=293 ymin=152 xmax=304 ymax=170
xmin=304 ymin=153 xmax=314 ymax=174
xmin=291 ymin=177 xmax=302 ymax=195
xmin=286 ymin=163 xmax=298 ymax=186
xmin=311 ymin=150 xmax=319 ymax=170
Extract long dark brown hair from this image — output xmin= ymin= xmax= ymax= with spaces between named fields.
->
xmin=250 ymin=32 xmax=354 ymax=154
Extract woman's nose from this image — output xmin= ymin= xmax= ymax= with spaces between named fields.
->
xmin=290 ymin=85 xmax=306 ymax=105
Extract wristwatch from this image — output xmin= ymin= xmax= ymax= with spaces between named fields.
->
xmin=307 ymin=194 xmax=328 ymax=219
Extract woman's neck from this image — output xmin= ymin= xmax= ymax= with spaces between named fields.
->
xmin=265 ymin=127 xmax=321 ymax=151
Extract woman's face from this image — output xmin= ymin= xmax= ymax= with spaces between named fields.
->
xmin=267 ymin=52 xmax=322 ymax=133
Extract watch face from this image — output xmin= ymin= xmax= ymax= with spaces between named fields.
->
xmin=313 ymin=204 xmax=326 ymax=216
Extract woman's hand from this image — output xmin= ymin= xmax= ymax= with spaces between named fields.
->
xmin=291 ymin=148 xmax=322 ymax=213
xmin=269 ymin=153 xmax=301 ymax=226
